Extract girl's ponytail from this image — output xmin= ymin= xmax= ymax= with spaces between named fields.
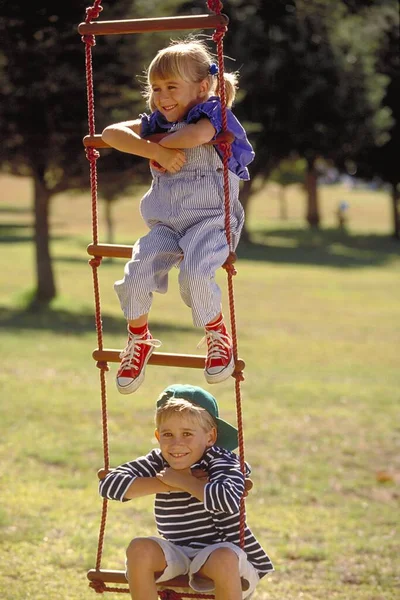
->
xmin=215 ymin=71 xmax=238 ymax=108
xmin=145 ymin=39 xmax=240 ymax=110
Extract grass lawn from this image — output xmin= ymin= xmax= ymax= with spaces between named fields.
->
xmin=0 ymin=174 xmax=399 ymax=600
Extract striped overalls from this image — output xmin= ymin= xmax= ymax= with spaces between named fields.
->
xmin=114 ymin=126 xmax=245 ymax=327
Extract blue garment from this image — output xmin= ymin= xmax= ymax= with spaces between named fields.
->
xmin=114 ymin=126 xmax=245 ymax=327
xmin=140 ymin=96 xmax=254 ymax=180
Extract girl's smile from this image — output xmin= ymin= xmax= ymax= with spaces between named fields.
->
xmin=151 ymin=76 xmax=209 ymax=122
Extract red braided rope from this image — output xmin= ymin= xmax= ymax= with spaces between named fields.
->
xmin=159 ymin=591 xmax=182 ymax=600
xmin=207 ymin=0 xmax=247 ymax=549
xmin=88 ymin=583 xmax=214 ymax=598
xmin=89 ymin=580 xmax=128 ymax=594
xmin=82 ymin=0 xmax=247 ymax=588
xmin=82 ymin=0 xmax=111 ymax=580
xmin=159 ymin=591 xmax=214 ymax=599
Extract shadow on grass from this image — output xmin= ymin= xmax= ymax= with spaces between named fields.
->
xmin=0 ymin=223 xmax=71 ymax=245
xmin=0 ymin=306 xmax=193 ymax=336
xmin=0 ymin=206 xmax=31 ymax=215
xmin=1 ymin=222 xmax=398 ymax=269
xmin=237 ymin=227 xmax=399 ymax=268
xmin=0 ymin=222 xmax=33 ymax=244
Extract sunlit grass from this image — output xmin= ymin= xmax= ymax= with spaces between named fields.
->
xmin=0 ymin=174 xmax=399 ymax=599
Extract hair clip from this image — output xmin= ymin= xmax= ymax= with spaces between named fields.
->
xmin=208 ymin=63 xmax=219 ymax=76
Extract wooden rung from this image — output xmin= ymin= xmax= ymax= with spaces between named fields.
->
xmin=93 ymin=348 xmax=245 ymax=372
xmin=83 ymin=131 xmax=235 ymax=149
xmin=94 ymin=348 xmax=206 ymax=369
xmin=87 ymin=569 xmax=127 ymax=584
xmin=87 ymin=243 xmax=236 ymax=263
xmin=83 ymin=135 xmax=109 ymax=148
xmin=88 ymin=243 xmax=133 ymax=259
xmin=78 ymin=14 xmax=228 ymax=36
xmin=87 ymin=569 xmax=191 ymax=588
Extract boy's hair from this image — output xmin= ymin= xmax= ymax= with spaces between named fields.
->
xmin=144 ymin=38 xmax=238 ymax=111
xmin=156 ymin=397 xmax=217 ymax=433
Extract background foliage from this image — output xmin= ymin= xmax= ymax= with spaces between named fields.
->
xmin=0 ymin=0 xmax=398 ymax=304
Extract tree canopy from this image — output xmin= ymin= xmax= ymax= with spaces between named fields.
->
xmin=0 ymin=0 xmax=398 ymax=304
xmin=0 ymin=1 xmax=147 ymax=303
xmin=222 ymin=0 xmax=394 ymax=170
xmin=210 ymin=0 xmax=396 ymax=227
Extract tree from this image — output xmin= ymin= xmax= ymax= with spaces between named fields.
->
xmin=349 ymin=2 xmax=400 ymax=238
xmin=184 ymin=0 xmax=394 ymax=233
xmin=223 ymin=0 xmax=393 ymax=230
xmin=269 ymin=158 xmax=306 ymax=220
xmin=0 ymin=1 xmax=145 ymax=306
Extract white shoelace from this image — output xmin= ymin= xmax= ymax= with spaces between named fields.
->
xmin=197 ymin=329 xmax=232 ymax=363
xmin=119 ymin=333 xmax=161 ymax=373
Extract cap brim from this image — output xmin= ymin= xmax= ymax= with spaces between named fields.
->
xmin=215 ymin=417 xmax=238 ymax=452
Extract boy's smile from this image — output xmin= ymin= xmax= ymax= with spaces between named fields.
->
xmin=155 ymin=413 xmax=216 ymax=470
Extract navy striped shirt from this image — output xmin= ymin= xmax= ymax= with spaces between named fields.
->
xmin=99 ymin=445 xmax=273 ymax=578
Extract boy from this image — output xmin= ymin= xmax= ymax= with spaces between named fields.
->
xmin=100 ymin=384 xmax=274 ymax=599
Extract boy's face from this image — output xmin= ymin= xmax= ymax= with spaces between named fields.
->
xmin=155 ymin=412 xmax=217 ymax=470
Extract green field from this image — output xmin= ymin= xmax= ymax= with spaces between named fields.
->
xmin=0 ymin=174 xmax=399 ymax=599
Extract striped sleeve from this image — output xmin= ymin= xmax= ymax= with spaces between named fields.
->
xmin=99 ymin=449 xmax=164 ymax=502
xmin=203 ymin=448 xmax=246 ymax=515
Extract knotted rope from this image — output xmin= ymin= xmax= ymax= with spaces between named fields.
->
xmin=159 ymin=591 xmax=214 ymax=599
xmin=82 ymin=0 xmax=248 ymax=591
xmin=207 ymin=0 xmax=247 ymax=549
xmin=81 ymin=0 xmax=111 ymax=579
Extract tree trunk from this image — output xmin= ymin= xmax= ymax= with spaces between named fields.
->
xmin=105 ymin=198 xmax=114 ymax=244
xmin=239 ymin=179 xmax=253 ymax=243
xmin=305 ymin=158 xmax=320 ymax=228
xmin=33 ymin=174 xmax=56 ymax=306
xmin=391 ymin=184 xmax=400 ymax=239
xmin=279 ymin=186 xmax=288 ymax=220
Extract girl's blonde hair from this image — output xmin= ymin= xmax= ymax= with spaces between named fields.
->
xmin=156 ymin=397 xmax=217 ymax=434
xmin=144 ymin=38 xmax=238 ymax=111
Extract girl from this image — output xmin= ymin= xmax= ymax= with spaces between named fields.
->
xmin=102 ymin=39 xmax=254 ymax=395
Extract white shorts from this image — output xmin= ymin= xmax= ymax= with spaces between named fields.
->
xmin=127 ymin=536 xmax=259 ymax=599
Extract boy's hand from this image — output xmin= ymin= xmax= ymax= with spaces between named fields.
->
xmin=191 ymin=468 xmax=209 ymax=481
xmin=154 ymin=146 xmax=186 ymax=173
xmin=191 ymin=469 xmax=253 ymax=498
xmin=157 ymin=468 xmax=253 ymax=499
xmin=156 ymin=467 xmax=194 ymax=489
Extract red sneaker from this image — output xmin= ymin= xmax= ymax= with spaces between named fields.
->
xmin=199 ymin=318 xmax=235 ymax=384
xmin=116 ymin=327 xmax=161 ymax=394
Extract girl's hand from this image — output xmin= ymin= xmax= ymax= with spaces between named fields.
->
xmin=149 ymin=159 xmax=167 ymax=173
xmin=155 ymin=146 xmax=186 ymax=173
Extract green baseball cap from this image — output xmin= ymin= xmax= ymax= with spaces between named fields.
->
xmin=157 ymin=384 xmax=238 ymax=451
